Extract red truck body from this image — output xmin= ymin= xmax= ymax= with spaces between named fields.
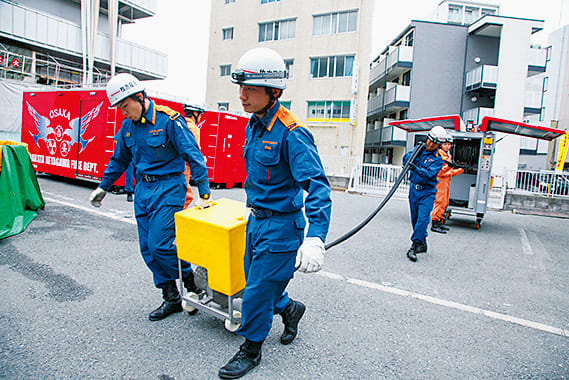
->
xmin=21 ymin=88 xmax=248 ymax=188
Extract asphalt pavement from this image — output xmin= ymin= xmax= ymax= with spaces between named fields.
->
xmin=1 ymin=174 xmax=568 ymax=379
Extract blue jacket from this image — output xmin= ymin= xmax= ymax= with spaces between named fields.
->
xmin=403 ymin=146 xmax=444 ymax=189
xmin=244 ymin=101 xmax=332 ymax=242
xmin=99 ymin=100 xmax=210 ymax=196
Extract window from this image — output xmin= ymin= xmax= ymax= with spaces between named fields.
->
xmin=222 ymin=27 xmax=234 ymax=40
xmin=307 ymin=100 xmax=351 ymax=122
xmin=543 ymin=77 xmax=549 ymax=92
xmin=448 ymin=5 xmax=462 ymax=24
xmin=261 ymin=0 xmax=281 ymax=3
xmin=225 ymin=0 xmax=235 ymax=3
xmin=404 ymin=31 xmax=414 ymax=47
xmin=281 ymin=101 xmax=291 ymax=109
xmin=310 ymin=55 xmax=354 ymax=78
xmin=284 ymin=58 xmax=294 ymax=79
xmin=481 ymin=8 xmax=496 ymax=16
xmin=220 ymin=65 xmax=231 ymax=77
xmin=313 ymin=10 xmax=358 ymax=36
xmin=546 ymin=46 xmax=552 ymax=62
xmin=218 ymin=102 xmax=229 ymax=111
xmin=258 ymin=19 xmax=296 ymax=42
xmin=401 ymin=71 xmax=411 ymax=86
xmin=464 ymin=7 xmax=479 ymax=24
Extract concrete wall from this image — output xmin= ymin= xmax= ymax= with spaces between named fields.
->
xmin=408 ymin=21 xmax=468 ymax=119
xmin=504 ymin=192 xmax=569 ymax=215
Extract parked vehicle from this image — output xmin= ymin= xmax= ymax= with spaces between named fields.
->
xmin=21 ymin=88 xmax=248 ymax=189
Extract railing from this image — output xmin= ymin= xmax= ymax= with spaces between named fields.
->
xmin=348 ymin=165 xmax=511 ymax=207
xmin=348 ymin=163 xmax=410 ymax=197
xmin=508 ymin=169 xmax=569 ymax=198
xmin=462 ymin=107 xmax=494 ymax=125
xmin=465 ymin=64 xmax=498 ymax=91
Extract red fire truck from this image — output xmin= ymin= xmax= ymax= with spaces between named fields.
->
xmin=21 ymin=88 xmax=248 ymax=188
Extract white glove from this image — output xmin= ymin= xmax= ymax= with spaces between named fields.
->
xmin=295 ymin=237 xmax=325 ymax=273
xmin=195 ymin=194 xmax=213 ymax=209
xmin=89 ymin=187 xmax=107 ymax=208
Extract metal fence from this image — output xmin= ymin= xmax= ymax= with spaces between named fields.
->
xmin=346 ymin=163 xmax=510 ymax=209
xmin=508 ymin=169 xmax=569 ymax=198
xmin=347 ymin=163 xmax=410 ymax=198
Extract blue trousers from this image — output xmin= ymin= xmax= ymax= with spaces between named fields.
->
xmin=134 ymin=174 xmax=191 ymax=288
xmin=125 ymin=162 xmax=135 ymax=193
xmin=236 ymin=210 xmax=305 ymax=343
xmin=408 ymin=186 xmax=437 ymax=243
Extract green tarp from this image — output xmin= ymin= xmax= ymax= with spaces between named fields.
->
xmin=0 ymin=144 xmax=45 ymax=239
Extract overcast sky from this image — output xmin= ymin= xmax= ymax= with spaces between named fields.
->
xmin=122 ymin=0 xmax=568 ymax=106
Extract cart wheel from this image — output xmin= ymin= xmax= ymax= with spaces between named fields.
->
xmin=224 ymin=311 xmax=241 ymax=333
xmin=182 ymin=292 xmax=199 ymax=315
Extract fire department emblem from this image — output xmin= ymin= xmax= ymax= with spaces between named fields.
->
xmin=47 ymin=139 xmax=57 ymax=155
xmin=60 ymin=141 xmax=70 ymax=157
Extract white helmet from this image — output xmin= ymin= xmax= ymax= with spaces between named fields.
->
xmin=427 ymin=125 xmax=447 ymax=145
xmin=106 ymin=73 xmax=145 ymax=106
xmin=231 ymin=47 xmax=287 ymax=89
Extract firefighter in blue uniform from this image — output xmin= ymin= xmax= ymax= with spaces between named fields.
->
xmin=89 ymin=73 xmax=212 ymax=321
xmin=402 ymin=126 xmax=447 ymax=262
xmin=218 ymin=48 xmax=332 ymax=379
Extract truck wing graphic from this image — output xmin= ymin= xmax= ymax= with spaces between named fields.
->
xmin=26 ymin=101 xmax=55 ymax=147
xmin=64 ymin=102 xmax=102 ymax=152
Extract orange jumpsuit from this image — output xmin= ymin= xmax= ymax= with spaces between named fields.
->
xmin=432 ymin=149 xmax=463 ymax=222
xmin=183 ymin=117 xmax=202 ymax=209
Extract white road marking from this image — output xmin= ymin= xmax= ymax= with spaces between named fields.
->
xmin=317 ymin=271 xmax=569 ymax=338
xmin=519 ymin=228 xmax=533 ymax=255
xmin=43 ymin=197 xmax=568 ymax=338
xmin=44 ymin=197 xmax=137 ymax=225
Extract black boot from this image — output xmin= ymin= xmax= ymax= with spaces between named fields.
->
xmin=218 ymin=340 xmax=262 ymax=379
xmin=126 ymin=192 xmax=133 ymax=202
xmin=407 ymin=242 xmax=419 ymax=262
xmin=430 ymin=220 xmax=447 ymax=234
xmin=439 ymin=222 xmax=449 ymax=231
xmin=415 ymin=240 xmax=428 ymax=253
xmin=148 ymin=281 xmax=182 ymax=321
xmin=280 ymin=299 xmax=306 ymax=345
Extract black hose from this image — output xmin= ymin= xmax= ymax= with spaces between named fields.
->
xmin=324 ymin=142 xmax=426 ymax=251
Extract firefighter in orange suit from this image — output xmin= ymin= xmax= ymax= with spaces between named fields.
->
xmin=431 ymin=135 xmax=464 ymax=233
xmin=182 ymin=104 xmax=205 ymax=209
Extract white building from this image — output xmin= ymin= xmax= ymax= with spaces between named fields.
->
xmin=205 ymin=0 xmax=374 ymax=177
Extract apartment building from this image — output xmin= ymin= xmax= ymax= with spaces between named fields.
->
xmin=205 ymin=0 xmax=374 ymax=173
xmin=523 ymin=25 xmax=569 ymax=171
xmin=365 ymin=0 xmax=548 ymax=179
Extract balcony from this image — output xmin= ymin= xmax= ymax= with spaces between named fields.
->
xmin=369 ymin=45 xmax=413 ymax=89
xmin=384 ymin=84 xmax=410 ymax=113
xmin=381 ymin=125 xmax=407 ymax=146
xmin=527 ymin=47 xmax=546 ymax=77
xmin=0 ymin=0 xmax=166 ymax=79
xmin=88 ymin=0 xmax=157 ymax=21
xmin=465 ymin=65 xmax=497 ymax=92
xmin=367 ymin=94 xmax=383 ymax=117
xmin=462 ymin=107 xmax=494 ymax=126
xmin=364 ymin=127 xmax=381 ymax=146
